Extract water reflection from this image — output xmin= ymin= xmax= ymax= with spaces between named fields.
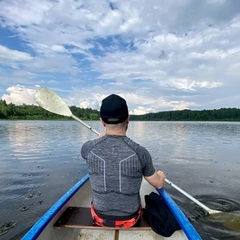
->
xmin=0 ymin=120 xmax=240 ymax=240
xmin=0 ymin=121 xmax=91 ymax=239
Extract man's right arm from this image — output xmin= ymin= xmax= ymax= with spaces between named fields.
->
xmin=144 ymin=170 xmax=166 ymax=189
xmin=81 ymin=140 xmax=92 ymax=159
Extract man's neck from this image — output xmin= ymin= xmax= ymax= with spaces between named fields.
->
xmin=105 ymin=129 xmax=126 ymax=136
xmin=103 ymin=121 xmax=128 ymax=136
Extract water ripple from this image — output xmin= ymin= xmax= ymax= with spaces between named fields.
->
xmin=1 ymin=120 xmax=240 ymax=240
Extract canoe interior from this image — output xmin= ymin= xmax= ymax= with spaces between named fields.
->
xmin=22 ymin=175 xmax=197 ymax=240
xmin=54 ymin=207 xmax=151 ymax=229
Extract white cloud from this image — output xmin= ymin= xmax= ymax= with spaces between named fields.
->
xmin=0 ymin=45 xmax=32 ymax=62
xmin=0 ymin=0 xmax=240 ymax=112
xmin=2 ymin=85 xmax=36 ymax=105
xmin=130 ymin=106 xmax=154 ymax=115
xmin=164 ymin=78 xmax=223 ymax=91
xmin=0 ymin=1 xmax=52 ymax=26
xmin=0 ymin=69 xmax=37 ymax=86
xmin=79 ymin=100 xmax=90 ymax=109
xmin=51 ymin=45 xmax=67 ymax=53
xmin=79 ymin=99 xmax=99 ymax=110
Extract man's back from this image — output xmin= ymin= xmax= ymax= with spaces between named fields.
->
xmin=81 ymin=134 xmax=155 ymax=217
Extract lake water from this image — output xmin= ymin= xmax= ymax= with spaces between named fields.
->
xmin=0 ymin=120 xmax=240 ymax=240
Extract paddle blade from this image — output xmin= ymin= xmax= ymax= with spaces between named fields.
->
xmin=34 ymin=87 xmax=72 ymax=117
xmin=208 ymin=209 xmax=222 ymax=215
xmin=211 ymin=211 xmax=240 ymax=232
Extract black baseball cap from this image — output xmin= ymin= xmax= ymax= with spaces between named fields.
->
xmin=100 ymin=94 xmax=129 ymax=124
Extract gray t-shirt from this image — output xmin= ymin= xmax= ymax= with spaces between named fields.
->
xmin=81 ymin=135 xmax=155 ymax=217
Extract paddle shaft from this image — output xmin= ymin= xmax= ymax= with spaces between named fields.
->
xmin=71 ymin=114 xmax=100 ymax=135
xmin=165 ymin=179 xmax=212 ymax=214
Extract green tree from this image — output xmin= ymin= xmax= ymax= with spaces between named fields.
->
xmin=89 ymin=113 xmax=99 ymax=120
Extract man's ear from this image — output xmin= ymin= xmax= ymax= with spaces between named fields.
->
xmin=100 ymin=118 xmax=106 ymax=127
xmin=126 ymin=115 xmax=130 ymax=124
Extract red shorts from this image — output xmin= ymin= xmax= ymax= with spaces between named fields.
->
xmin=90 ymin=204 xmax=142 ymax=228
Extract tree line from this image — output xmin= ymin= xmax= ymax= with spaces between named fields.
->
xmin=0 ymin=100 xmax=99 ymax=120
xmin=131 ymin=108 xmax=240 ymax=121
xmin=0 ymin=99 xmax=239 ymax=121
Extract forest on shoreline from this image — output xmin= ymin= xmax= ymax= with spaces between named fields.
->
xmin=0 ymin=100 xmax=240 ymax=121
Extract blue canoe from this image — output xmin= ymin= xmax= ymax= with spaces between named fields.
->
xmin=22 ymin=174 xmax=202 ymax=240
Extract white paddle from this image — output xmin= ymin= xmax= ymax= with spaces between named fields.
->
xmin=165 ymin=179 xmax=221 ymax=215
xmin=34 ymin=87 xmax=223 ymax=216
xmin=34 ymin=87 xmax=99 ymax=135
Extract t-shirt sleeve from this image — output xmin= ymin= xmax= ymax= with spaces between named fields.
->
xmin=137 ymin=146 xmax=155 ymax=177
xmin=81 ymin=140 xmax=93 ymax=159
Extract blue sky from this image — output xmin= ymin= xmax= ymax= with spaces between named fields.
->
xmin=0 ymin=0 xmax=240 ymax=114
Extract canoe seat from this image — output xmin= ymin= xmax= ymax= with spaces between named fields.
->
xmin=54 ymin=207 xmax=151 ymax=230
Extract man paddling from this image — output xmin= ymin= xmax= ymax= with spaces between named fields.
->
xmin=81 ymin=94 xmax=166 ymax=228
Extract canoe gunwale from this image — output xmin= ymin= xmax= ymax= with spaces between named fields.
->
xmin=157 ymin=188 xmax=201 ymax=239
xmin=22 ymin=174 xmax=201 ymax=240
